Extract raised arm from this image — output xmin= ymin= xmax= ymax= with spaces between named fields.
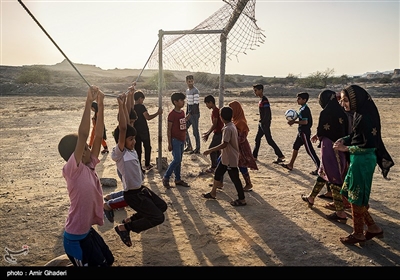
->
xmin=117 ymin=94 xmax=128 ymax=152
xmin=126 ymin=82 xmax=136 ymax=121
xmin=74 ymin=86 xmax=98 ymax=165
xmin=91 ymin=88 xmax=105 ymax=157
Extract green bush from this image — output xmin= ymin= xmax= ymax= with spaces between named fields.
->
xmin=16 ymin=66 xmax=51 ymax=84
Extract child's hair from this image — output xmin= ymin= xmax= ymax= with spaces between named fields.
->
xmin=297 ymin=92 xmax=309 ymax=102
xmin=204 ymin=95 xmax=215 ymax=104
xmin=134 ymin=90 xmax=145 ymax=101
xmin=113 ymin=125 xmax=137 ymax=144
xmin=91 ymin=101 xmax=98 ymax=113
xmin=253 ymin=83 xmax=263 ymax=91
xmin=171 ymin=92 xmax=186 ymax=104
xmin=220 ymin=106 xmax=233 ymax=122
xmin=186 ymin=75 xmax=194 ymax=81
xmin=58 ymin=133 xmax=78 ymax=162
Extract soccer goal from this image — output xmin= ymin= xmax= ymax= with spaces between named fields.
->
xmin=143 ymin=0 xmax=265 ymax=170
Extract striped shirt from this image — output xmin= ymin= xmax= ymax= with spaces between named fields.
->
xmin=186 ymin=86 xmax=200 ymax=115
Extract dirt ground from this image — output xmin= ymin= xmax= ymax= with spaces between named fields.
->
xmin=0 ymin=93 xmax=399 ymax=272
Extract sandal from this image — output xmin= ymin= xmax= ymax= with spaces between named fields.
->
xmin=340 ymin=234 xmax=366 ymax=245
xmin=114 ymin=226 xmax=132 ymax=247
xmin=326 ymin=212 xmax=347 ymax=223
xmin=230 ymin=199 xmax=247 ymax=207
xmin=243 ymin=187 xmax=253 ymax=192
xmin=175 ymin=180 xmax=190 ymax=187
xmin=281 ymin=163 xmax=293 ymax=171
xmin=202 ymin=192 xmax=216 ymax=199
xmin=301 ymin=194 xmax=313 ymax=207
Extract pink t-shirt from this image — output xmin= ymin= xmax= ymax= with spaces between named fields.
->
xmin=62 ymin=153 xmax=104 ymax=235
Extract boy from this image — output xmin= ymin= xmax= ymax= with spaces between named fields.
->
xmin=202 ymin=106 xmax=246 ymax=207
xmin=202 ymin=94 xmax=224 ymax=173
xmin=281 ymin=92 xmax=320 ymax=174
xmin=133 ymin=89 xmax=163 ymax=171
xmin=252 ymin=83 xmax=285 ymax=163
xmin=112 ymin=93 xmax=167 ymax=247
xmin=58 ymin=86 xmax=114 ymax=266
xmin=184 ymin=75 xmax=201 ymax=154
xmin=163 ymin=92 xmax=191 ymax=188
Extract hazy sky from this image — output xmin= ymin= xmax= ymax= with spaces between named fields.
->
xmin=1 ymin=0 xmax=399 ymax=77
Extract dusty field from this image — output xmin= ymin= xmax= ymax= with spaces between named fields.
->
xmin=0 ymin=93 xmax=399 ymax=273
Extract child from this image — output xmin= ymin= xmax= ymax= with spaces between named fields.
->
xmin=133 ymin=89 xmax=163 ymax=171
xmin=252 ymin=84 xmax=285 ymax=163
xmin=202 ymin=106 xmax=246 ymax=207
xmin=89 ymin=101 xmax=109 ymax=154
xmin=112 ymin=93 xmax=167 ymax=247
xmin=163 ymin=92 xmax=191 ymax=188
xmin=202 ymin=94 xmax=224 ymax=173
xmin=58 ymin=86 xmax=114 ymax=266
xmin=301 ymin=89 xmax=349 ymax=222
xmin=184 ymin=75 xmax=201 ymax=154
xmin=229 ymin=100 xmax=258 ymax=191
xmin=281 ymin=92 xmax=320 ymax=175
xmin=333 ymin=85 xmax=393 ymax=244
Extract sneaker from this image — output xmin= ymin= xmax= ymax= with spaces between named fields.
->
xmin=104 ymin=208 xmax=114 ymax=223
xmin=175 ymin=180 xmax=190 ymax=187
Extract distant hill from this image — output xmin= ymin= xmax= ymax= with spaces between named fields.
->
xmin=0 ymin=60 xmax=399 ymax=98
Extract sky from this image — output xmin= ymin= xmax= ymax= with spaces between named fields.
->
xmin=1 ymin=0 xmax=399 ymax=78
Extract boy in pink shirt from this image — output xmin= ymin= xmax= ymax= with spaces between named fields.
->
xmin=58 ymin=86 xmax=114 ymax=266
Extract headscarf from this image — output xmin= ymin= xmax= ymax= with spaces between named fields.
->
xmin=228 ymin=100 xmax=249 ymax=135
xmin=317 ymin=90 xmax=349 ymax=142
xmin=342 ymin=85 xmax=394 ymax=178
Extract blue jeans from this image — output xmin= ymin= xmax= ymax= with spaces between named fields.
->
xmin=186 ymin=113 xmax=200 ymax=150
xmin=164 ymin=138 xmax=184 ymax=181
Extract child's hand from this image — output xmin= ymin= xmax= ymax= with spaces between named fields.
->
xmin=203 ymin=150 xmax=211 ymax=156
xmin=128 ymin=82 xmax=136 ymax=93
xmin=287 ymin=119 xmax=295 ymax=126
xmin=117 ymin=94 xmax=125 ymax=106
xmin=202 ymin=132 xmax=209 ymax=142
xmin=157 ymin=108 xmax=163 ymax=115
xmin=97 ymin=89 xmax=105 ymax=104
xmin=88 ymin=85 xmax=99 ymax=101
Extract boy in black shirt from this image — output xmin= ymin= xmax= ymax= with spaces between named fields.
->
xmin=281 ymin=92 xmax=320 ymax=175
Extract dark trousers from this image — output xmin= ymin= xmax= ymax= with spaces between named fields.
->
xmin=209 ymin=132 xmax=222 ymax=168
xmin=123 ymin=186 xmax=167 ymax=233
xmin=293 ymin=131 xmax=320 ymax=169
xmin=66 ymin=227 xmax=114 ymax=267
xmin=135 ymin=135 xmax=152 ymax=167
xmin=214 ymin=162 xmax=245 ymax=200
xmin=253 ymin=123 xmax=284 ymax=158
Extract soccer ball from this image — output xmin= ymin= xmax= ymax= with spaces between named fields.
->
xmin=285 ymin=109 xmax=298 ymax=121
